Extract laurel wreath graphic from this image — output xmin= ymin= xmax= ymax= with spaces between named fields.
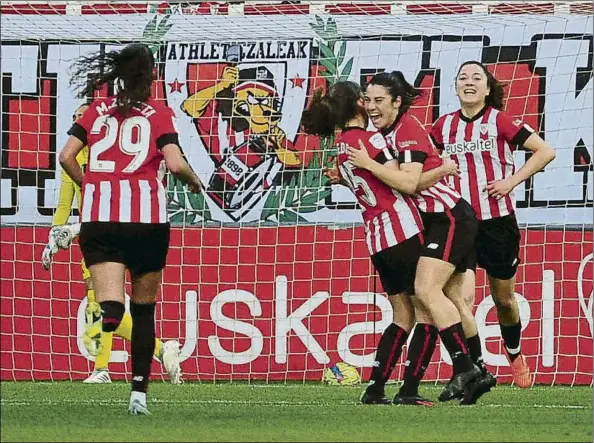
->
xmin=259 ymin=16 xmax=353 ymax=223
xmin=143 ymin=13 xmax=353 ymax=225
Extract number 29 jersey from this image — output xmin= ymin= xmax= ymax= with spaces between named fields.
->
xmin=336 ymin=127 xmax=424 ymax=255
xmin=68 ymin=97 xmax=179 ymax=224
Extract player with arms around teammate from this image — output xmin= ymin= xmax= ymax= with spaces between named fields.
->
xmin=349 ymin=71 xmax=493 ymax=404
xmin=42 ymin=105 xmax=183 ymax=385
xmin=431 ymin=61 xmax=556 ymax=387
xmin=60 ymin=43 xmax=202 ymax=415
xmin=303 ymin=81 xmax=473 ymax=406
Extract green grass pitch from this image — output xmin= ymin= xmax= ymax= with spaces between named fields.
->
xmin=1 ymin=382 xmax=591 ymax=442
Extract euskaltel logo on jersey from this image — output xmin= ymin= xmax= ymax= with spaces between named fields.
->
xmin=443 ymin=137 xmax=497 ymax=155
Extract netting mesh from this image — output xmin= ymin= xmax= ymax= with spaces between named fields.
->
xmin=0 ymin=1 xmax=592 ymax=385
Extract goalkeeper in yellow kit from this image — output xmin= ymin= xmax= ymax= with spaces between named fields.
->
xmin=42 ymin=104 xmax=183 ymax=384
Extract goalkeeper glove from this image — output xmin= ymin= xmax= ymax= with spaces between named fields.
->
xmin=53 ymin=223 xmax=80 ymax=249
xmin=41 ymin=233 xmax=59 ymax=270
xmin=41 ymin=223 xmax=81 ymax=270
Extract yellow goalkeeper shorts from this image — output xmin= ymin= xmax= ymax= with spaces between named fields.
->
xmin=81 ymin=258 xmax=91 ymax=281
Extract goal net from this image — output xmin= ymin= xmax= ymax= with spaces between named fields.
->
xmin=0 ymin=0 xmax=592 ymax=386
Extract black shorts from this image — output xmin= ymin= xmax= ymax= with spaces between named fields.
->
xmin=467 ymin=212 xmax=521 ymax=280
xmin=371 ymin=234 xmax=422 ymax=296
xmin=79 ymin=222 xmax=171 ymax=278
xmin=420 ymin=200 xmax=477 ymax=273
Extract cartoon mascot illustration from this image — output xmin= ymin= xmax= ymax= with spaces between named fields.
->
xmin=181 ymin=46 xmax=302 ymax=220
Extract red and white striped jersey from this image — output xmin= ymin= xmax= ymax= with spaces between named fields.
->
xmin=68 ymin=96 xmax=179 ymax=224
xmin=383 ymin=112 xmax=461 ymax=213
xmin=336 ymin=127 xmax=423 ymax=255
xmin=431 ymin=106 xmax=534 ymax=220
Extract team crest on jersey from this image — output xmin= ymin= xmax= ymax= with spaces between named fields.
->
xmin=480 ymin=123 xmax=489 ymax=135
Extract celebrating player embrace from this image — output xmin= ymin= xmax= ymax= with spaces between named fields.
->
xmin=302 ymin=78 xmax=490 ymax=405
xmin=302 ymin=81 xmax=434 ymax=405
xmin=431 ymin=61 xmax=556 ymax=387
xmin=59 ymin=43 xmax=202 ymax=415
xmin=348 ymin=71 xmax=496 ymax=404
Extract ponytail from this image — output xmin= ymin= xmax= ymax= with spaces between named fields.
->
xmin=301 ymin=81 xmax=363 ymax=136
xmin=301 ymin=88 xmax=336 ymax=137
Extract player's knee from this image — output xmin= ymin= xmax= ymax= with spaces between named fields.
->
xmin=413 ymin=279 xmax=438 ymax=304
xmin=492 ymin=293 xmax=516 ymax=314
xmin=99 ymin=301 xmax=125 ymax=332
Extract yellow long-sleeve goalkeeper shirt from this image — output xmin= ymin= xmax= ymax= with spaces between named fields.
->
xmin=51 ymin=146 xmax=88 ymax=226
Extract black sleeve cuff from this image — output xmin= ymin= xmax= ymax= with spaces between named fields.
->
xmin=511 ymin=127 xmax=533 ymax=147
xmin=374 ymin=151 xmax=392 ymax=165
xmin=157 ymin=133 xmax=180 ymax=150
xmin=398 ymin=150 xmax=428 ymax=164
xmin=67 ymin=123 xmax=87 ymax=146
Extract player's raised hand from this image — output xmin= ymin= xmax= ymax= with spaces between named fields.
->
xmin=347 ymin=140 xmax=374 ymax=170
xmin=220 ymin=66 xmax=239 ymax=89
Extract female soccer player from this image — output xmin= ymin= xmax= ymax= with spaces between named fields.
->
xmin=302 ymin=81 xmax=477 ymax=405
xmin=348 ymin=71 xmax=492 ymax=404
xmin=431 ymin=61 xmax=556 ymax=388
xmin=43 ymin=106 xmax=182 ymax=386
xmin=59 ymin=43 xmax=203 ymax=415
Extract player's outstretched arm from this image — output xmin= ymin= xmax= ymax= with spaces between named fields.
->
xmin=162 ymin=143 xmax=203 ymax=193
xmin=416 ymin=158 xmax=459 ymax=192
xmin=347 ymin=140 xmax=422 ymax=195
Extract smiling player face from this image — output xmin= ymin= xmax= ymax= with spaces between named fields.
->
xmin=364 ymin=84 xmax=400 ymax=130
xmin=455 ymin=63 xmax=490 ymax=108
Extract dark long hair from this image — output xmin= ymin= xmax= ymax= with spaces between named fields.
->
xmin=70 ymin=43 xmax=155 ymax=115
xmin=457 ymin=61 xmax=505 ymax=110
xmin=301 ymin=81 xmax=362 ymax=137
xmin=367 ymin=71 xmax=422 ymax=114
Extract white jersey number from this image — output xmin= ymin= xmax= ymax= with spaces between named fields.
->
xmin=89 ymin=115 xmax=151 ymax=173
xmin=339 ymin=161 xmax=377 ymax=210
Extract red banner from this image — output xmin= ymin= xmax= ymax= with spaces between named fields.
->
xmin=0 ymin=226 xmax=592 ymax=385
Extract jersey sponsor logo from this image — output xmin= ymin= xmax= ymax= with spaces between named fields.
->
xmin=398 ymin=140 xmax=418 ymax=149
xmin=443 ymin=137 xmax=497 ymax=155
